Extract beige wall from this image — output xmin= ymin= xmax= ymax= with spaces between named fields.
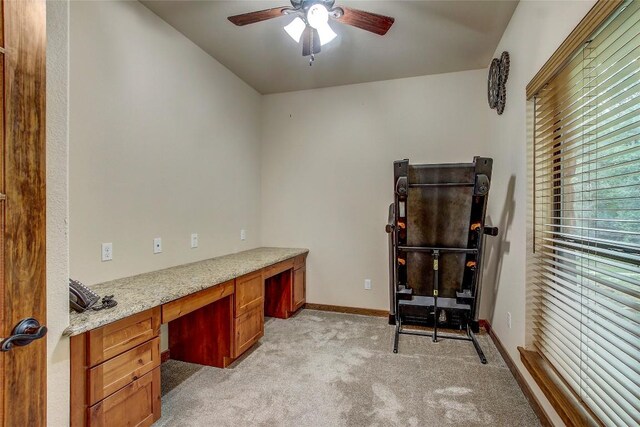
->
xmin=260 ymin=70 xmax=489 ymax=311
xmin=260 ymin=3 xmax=597 ymax=424
xmin=47 ymin=1 xmax=70 ymax=425
xmin=69 ymin=0 xmax=262 ymax=285
xmin=48 ymin=1 xmax=598 ymax=425
xmin=69 ymin=0 xmax=263 ymax=377
xmin=483 ymin=0 xmax=596 ymax=425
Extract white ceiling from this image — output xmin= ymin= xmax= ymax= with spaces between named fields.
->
xmin=142 ymin=0 xmax=518 ymax=94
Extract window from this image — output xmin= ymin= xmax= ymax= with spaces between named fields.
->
xmin=530 ymin=1 xmax=639 ymax=425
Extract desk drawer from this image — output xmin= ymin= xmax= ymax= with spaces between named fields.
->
xmin=234 ymin=306 xmax=263 ymax=358
xmin=88 ymin=308 xmax=160 ymax=367
xmin=88 ymin=367 xmax=160 ymax=427
xmin=294 ymin=254 xmax=306 ymax=269
xmin=88 ymin=337 xmax=160 ymax=405
xmin=162 ymin=280 xmax=234 ymax=323
xmin=235 ymin=271 xmax=263 ymax=317
xmin=262 ymin=258 xmax=294 ymax=279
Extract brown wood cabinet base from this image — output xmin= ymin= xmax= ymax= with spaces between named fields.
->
xmin=88 ymin=367 xmax=161 ymax=427
xmin=71 ymin=254 xmax=307 ymax=425
xmin=71 ymin=309 xmax=161 ymax=427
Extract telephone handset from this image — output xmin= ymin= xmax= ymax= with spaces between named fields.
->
xmin=69 ymin=278 xmax=117 ymax=313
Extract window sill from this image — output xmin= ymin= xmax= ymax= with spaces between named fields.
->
xmin=518 ymin=347 xmax=602 ymax=427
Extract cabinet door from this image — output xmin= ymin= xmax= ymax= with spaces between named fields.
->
xmin=88 ymin=307 xmax=160 ymax=366
xmin=233 ymin=306 xmax=263 ymax=358
xmin=235 ymin=271 xmax=263 ymax=317
xmin=292 ymin=266 xmax=306 ymax=311
xmin=88 ymin=338 xmax=160 ymax=405
xmin=88 ymin=367 xmax=161 ymax=427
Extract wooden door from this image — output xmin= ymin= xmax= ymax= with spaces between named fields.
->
xmin=0 ymin=0 xmax=47 ymax=425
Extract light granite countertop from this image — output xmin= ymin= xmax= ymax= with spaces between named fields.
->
xmin=65 ymin=247 xmax=309 ymax=336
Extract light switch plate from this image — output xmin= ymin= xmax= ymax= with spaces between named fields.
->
xmin=364 ymin=279 xmax=372 ymax=290
xmin=154 ymin=237 xmax=162 ymax=254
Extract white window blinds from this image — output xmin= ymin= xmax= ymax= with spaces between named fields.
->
xmin=531 ymin=1 xmax=640 ymax=426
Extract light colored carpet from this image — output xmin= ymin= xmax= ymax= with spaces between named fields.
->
xmin=156 ymin=310 xmax=539 ymax=426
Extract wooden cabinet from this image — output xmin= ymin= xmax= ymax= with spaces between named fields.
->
xmin=292 ymin=265 xmax=306 ymax=311
xmin=235 ymin=271 xmax=263 ymax=317
xmin=71 ymin=308 xmax=161 ymax=427
xmin=88 ymin=337 xmax=160 ymax=405
xmin=87 ymin=308 xmax=160 ymax=366
xmin=232 ymin=271 xmax=264 ymax=359
xmin=88 ymin=368 xmax=161 ymax=427
xmin=233 ymin=304 xmax=264 ymax=358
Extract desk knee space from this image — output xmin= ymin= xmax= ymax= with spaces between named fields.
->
xmin=168 ymin=289 xmax=235 ymax=368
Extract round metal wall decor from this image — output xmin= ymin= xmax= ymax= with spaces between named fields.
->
xmin=487 ymin=59 xmax=500 ymax=109
xmin=487 ymin=51 xmax=510 ymax=115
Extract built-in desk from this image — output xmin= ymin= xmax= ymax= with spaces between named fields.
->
xmin=66 ymin=247 xmax=308 ymax=427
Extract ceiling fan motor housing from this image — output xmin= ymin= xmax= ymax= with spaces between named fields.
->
xmin=291 ymin=0 xmax=336 ymax=11
xmin=286 ymin=0 xmax=341 ymax=21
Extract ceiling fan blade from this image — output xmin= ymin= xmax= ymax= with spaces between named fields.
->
xmin=302 ymin=26 xmax=312 ymax=56
xmin=228 ymin=7 xmax=290 ymax=26
xmin=334 ymin=7 xmax=395 ymax=35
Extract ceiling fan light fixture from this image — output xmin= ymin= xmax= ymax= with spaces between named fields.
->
xmin=284 ymin=16 xmax=306 ymax=42
xmin=230 ymin=1 xmax=395 ymax=60
xmin=307 ymin=3 xmax=329 ymax=29
xmin=317 ymin=22 xmax=337 ymax=46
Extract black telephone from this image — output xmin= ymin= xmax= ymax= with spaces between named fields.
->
xmin=69 ymin=279 xmax=117 ymax=313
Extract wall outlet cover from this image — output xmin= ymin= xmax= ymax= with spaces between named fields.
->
xmin=240 ymin=229 xmax=246 ymax=241
xmin=191 ymin=233 xmax=198 ymax=249
xmin=101 ymin=242 xmax=113 ymax=262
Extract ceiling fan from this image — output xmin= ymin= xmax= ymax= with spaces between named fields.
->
xmin=228 ymin=0 xmax=395 ymax=61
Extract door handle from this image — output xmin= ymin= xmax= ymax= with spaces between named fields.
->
xmin=0 ymin=318 xmax=47 ymax=352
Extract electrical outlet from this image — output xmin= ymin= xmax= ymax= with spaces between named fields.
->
xmin=153 ymin=237 xmax=162 ymax=254
xmin=101 ymin=243 xmax=113 ymax=262
xmin=191 ymin=233 xmax=198 ymax=249
xmin=364 ymin=279 xmax=372 ymax=290
xmin=240 ymin=229 xmax=246 ymax=241
xmin=507 ymin=312 xmax=512 ymax=329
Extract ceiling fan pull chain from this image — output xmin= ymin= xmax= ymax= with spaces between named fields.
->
xmin=311 ymin=29 xmax=314 ymax=65
xmin=309 ymin=29 xmax=315 ymax=66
